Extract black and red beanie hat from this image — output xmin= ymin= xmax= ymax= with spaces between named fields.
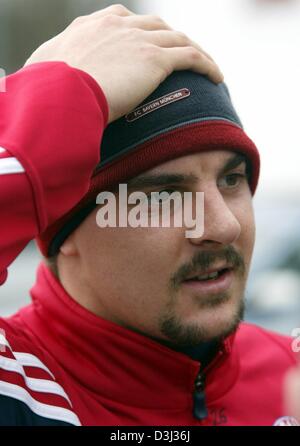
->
xmin=37 ymin=70 xmax=260 ymax=257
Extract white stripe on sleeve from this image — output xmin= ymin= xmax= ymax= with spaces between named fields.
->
xmin=0 ymin=355 xmax=72 ymax=406
xmin=0 ymin=380 xmax=81 ymax=425
xmin=0 ymin=157 xmax=25 ymax=175
xmin=0 ymin=334 xmax=55 ymax=379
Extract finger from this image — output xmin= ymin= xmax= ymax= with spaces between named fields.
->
xmin=145 ymin=30 xmax=218 ymax=66
xmin=144 ymin=30 xmax=212 ymax=56
xmin=123 ymin=14 xmax=172 ymax=31
xmin=196 ymin=46 xmax=215 ymax=63
xmin=162 ymin=47 xmax=224 ymax=84
xmin=131 ymin=25 xmax=215 ymax=63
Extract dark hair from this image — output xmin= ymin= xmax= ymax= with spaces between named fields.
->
xmin=45 ymin=254 xmax=59 ymax=279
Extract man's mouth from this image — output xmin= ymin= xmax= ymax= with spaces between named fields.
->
xmin=185 ymin=268 xmax=231 ymax=282
xmin=182 ymin=267 xmax=234 ymax=294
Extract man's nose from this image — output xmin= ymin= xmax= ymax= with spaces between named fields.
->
xmin=188 ymin=186 xmax=241 ymax=246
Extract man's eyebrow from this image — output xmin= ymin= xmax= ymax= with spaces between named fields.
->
xmin=220 ymin=153 xmax=247 ymax=174
xmin=125 ymin=154 xmax=248 ymax=190
xmin=126 ymin=173 xmax=199 ymax=190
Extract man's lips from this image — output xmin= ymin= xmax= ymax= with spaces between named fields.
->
xmin=182 ymin=268 xmax=234 ymax=294
xmin=184 ymin=264 xmax=234 ymax=281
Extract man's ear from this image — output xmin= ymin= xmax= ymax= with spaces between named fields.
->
xmin=59 ymin=233 xmax=78 ymax=257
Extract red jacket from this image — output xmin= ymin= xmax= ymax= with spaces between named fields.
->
xmin=0 ymin=62 xmax=298 ymax=426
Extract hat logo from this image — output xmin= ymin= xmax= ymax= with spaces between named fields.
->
xmin=273 ymin=416 xmax=300 ymax=426
xmin=125 ymin=88 xmax=190 ymax=123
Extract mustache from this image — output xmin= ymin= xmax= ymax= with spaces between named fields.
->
xmin=170 ymin=245 xmax=246 ymax=289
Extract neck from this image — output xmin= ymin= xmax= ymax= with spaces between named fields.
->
xmin=149 ymin=335 xmax=221 ymax=366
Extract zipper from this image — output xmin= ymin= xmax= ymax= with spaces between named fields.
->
xmin=192 ymin=348 xmax=227 ymax=421
xmin=193 ymin=371 xmax=208 ymax=420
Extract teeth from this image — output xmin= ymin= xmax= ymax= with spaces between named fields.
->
xmin=196 ymin=271 xmax=219 ymax=281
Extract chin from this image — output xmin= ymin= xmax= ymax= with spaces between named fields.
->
xmin=160 ymin=298 xmax=245 ymax=346
xmin=199 ymin=316 xmax=242 ymax=343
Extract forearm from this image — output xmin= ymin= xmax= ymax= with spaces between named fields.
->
xmin=0 ymin=62 xmax=108 ymax=285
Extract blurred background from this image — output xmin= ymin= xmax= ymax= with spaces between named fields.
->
xmin=1 ymin=0 xmax=300 ymax=335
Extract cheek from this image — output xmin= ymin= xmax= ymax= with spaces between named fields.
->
xmin=81 ymin=223 xmax=181 ymax=295
xmin=233 ymin=199 xmax=255 ymax=265
xmin=114 ymin=228 xmax=181 ymax=287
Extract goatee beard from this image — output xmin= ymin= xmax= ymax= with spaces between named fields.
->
xmin=158 ymin=296 xmax=245 ymax=347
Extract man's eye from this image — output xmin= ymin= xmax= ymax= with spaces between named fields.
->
xmin=218 ymin=173 xmax=247 ymax=189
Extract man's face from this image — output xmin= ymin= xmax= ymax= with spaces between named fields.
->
xmin=59 ymin=150 xmax=255 ymax=346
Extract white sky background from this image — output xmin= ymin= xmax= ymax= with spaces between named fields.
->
xmin=139 ymin=0 xmax=300 ymax=203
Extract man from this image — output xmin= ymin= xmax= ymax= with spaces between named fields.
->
xmin=0 ymin=5 xmax=298 ymax=426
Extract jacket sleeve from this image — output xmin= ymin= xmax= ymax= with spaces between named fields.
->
xmin=0 ymin=62 xmax=109 ymax=286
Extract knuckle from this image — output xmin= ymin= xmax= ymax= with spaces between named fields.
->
xmin=72 ymin=15 xmax=86 ymax=25
xmin=150 ymin=14 xmax=163 ymax=22
xmin=175 ymin=30 xmax=189 ymax=44
xmin=141 ymin=44 xmax=160 ymax=60
xmin=109 ymin=4 xmax=129 ymax=14
xmin=129 ymin=27 xmax=142 ymax=38
xmin=149 ymin=14 xmax=165 ymax=26
xmin=100 ymin=13 xmax=121 ymax=26
xmin=187 ymin=46 xmax=201 ymax=59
